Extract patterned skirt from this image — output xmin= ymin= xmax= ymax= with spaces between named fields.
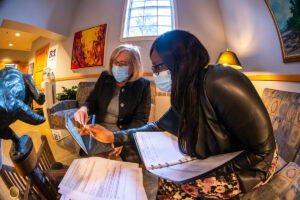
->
xmin=157 ymin=147 xmax=278 ymax=200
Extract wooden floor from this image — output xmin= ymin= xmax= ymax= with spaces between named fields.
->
xmin=2 ymin=119 xmax=80 ymax=166
xmin=1 ymin=120 xmax=158 ymax=200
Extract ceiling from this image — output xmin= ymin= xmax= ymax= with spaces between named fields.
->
xmin=0 ymin=27 xmax=40 ymax=51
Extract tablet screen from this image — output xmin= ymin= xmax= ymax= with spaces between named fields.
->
xmin=65 ymin=117 xmax=88 ymax=155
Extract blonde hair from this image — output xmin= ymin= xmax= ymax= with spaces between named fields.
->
xmin=108 ymin=44 xmax=143 ymax=82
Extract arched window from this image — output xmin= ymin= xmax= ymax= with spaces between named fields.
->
xmin=122 ymin=0 xmax=176 ymax=40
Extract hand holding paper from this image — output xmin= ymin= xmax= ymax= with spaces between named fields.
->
xmin=77 ymin=124 xmax=114 ymax=143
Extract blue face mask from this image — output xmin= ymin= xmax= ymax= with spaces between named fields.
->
xmin=112 ymin=66 xmax=129 ymax=82
xmin=153 ymin=70 xmax=172 ymax=92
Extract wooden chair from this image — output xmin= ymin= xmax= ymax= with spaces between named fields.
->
xmin=0 ymin=135 xmax=60 ymax=200
xmin=0 ymin=164 xmax=41 ymax=199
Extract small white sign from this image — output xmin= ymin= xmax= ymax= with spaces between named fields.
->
xmin=47 ymin=45 xmax=58 ymax=69
xmin=51 ymin=129 xmax=70 ymax=141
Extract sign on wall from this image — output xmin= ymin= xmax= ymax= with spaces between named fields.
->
xmin=47 ymin=45 xmax=58 ymax=69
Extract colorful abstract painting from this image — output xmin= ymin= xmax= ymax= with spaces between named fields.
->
xmin=265 ymin=0 xmax=300 ymax=63
xmin=71 ymin=24 xmax=107 ymax=69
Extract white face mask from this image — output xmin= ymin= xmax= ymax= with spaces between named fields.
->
xmin=153 ymin=70 xmax=172 ymax=92
xmin=112 ymin=66 xmax=129 ymax=82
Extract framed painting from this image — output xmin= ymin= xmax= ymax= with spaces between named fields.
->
xmin=265 ymin=0 xmax=300 ymax=63
xmin=71 ymin=24 xmax=107 ymax=69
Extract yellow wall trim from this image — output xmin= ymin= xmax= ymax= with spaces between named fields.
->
xmin=51 ymin=74 xmax=100 ymax=82
xmin=51 ymin=73 xmax=300 ymax=82
xmin=247 ymin=75 xmax=300 ymax=82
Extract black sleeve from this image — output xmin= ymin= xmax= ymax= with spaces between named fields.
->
xmin=205 ymin=67 xmax=276 ymax=192
xmin=83 ymin=72 xmax=105 ymax=114
xmin=126 ymin=79 xmax=151 ymax=128
xmin=113 ymin=107 xmax=179 ymax=146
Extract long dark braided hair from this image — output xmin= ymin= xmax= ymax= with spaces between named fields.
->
xmin=150 ymin=30 xmax=210 ymax=156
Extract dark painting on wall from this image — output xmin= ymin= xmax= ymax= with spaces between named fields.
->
xmin=265 ymin=0 xmax=300 ymax=63
xmin=71 ymin=24 xmax=107 ymax=69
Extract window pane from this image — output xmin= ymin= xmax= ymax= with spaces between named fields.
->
xmin=132 ymin=2 xmax=145 ymax=8
xmin=144 ymin=8 xmax=157 ymax=16
xmin=124 ymin=0 xmax=174 ymax=38
xmin=128 ymin=27 xmax=143 ymax=37
xmin=145 ymin=0 xmax=157 ymax=7
xmin=158 ymin=26 xmax=172 ymax=35
xmin=158 ymin=8 xmax=171 ymax=16
xmin=130 ymin=17 xmax=144 ymax=27
xmin=143 ymin=26 xmax=157 ymax=36
xmin=158 ymin=16 xmax=171 ymax=25
xmin=157 ymin=1 xmax=170 ymax=6
xmin=131 ymin=8 xmax=144 ymax=17
xmin=144 ymin=16 xmax=157 ymax=25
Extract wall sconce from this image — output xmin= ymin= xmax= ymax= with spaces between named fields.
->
xmin=216 ymin=49 xmax=242 ymax=69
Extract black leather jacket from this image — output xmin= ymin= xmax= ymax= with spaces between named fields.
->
xmin=113 ymin=65 xmax=276 ymax=193
xmin=83 ymin=70 xmax=151 ymax=129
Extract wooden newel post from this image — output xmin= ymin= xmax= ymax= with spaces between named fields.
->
xmin=10 ymin=135 xmax=57 ymax=200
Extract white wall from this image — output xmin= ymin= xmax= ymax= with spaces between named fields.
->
xmin=2 ymin=0 xmax=299 ymax=119
xmin=37 ymin=0 xmax=225 ymax=114
xmin=0 ymin=49 xmax=30 ymax=61
xmin=219 ymin=0 xmax=300 ymax=94
xmin=252 ymin=81 xmax=300 ymax=96
xmin=176 ymin=0 xmax=227 ymax=63
xmin=219 ymin=0 xmax=300 ymax=73
xmin=0 ymin=0 xmax=77 ymax=36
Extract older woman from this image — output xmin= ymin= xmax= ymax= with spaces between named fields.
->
xmin=74 ymin=44 xmax=151 ymax=161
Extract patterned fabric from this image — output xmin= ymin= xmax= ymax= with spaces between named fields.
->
xmin=261 ymin=88 xmax=300 ymax=165
xmin=157 ymin=148 xmax=278 ymax=200
xmin=241 ymin=162 xmax=300 ymax=200
xmin=76 ymin=82 xmax=96 ymax=107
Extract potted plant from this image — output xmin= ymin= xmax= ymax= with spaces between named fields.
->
xmin=56 ymin=86 xmax=78 ymax=101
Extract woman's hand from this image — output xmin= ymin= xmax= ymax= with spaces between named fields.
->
xmin=108 ymin=145 xmax=123 ymax=159
xmin=74 ymin=106 xmax=88 ymax=125
xmin=78 ymin=124 xmax=114 ymax=143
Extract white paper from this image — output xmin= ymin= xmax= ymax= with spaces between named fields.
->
xmin=135 ymin=132 xmax=193 ymax=169
xmin=135 ymin=131 xmax=243 ymax=183
xmin=148 ymin=151 xmax=243 ymax=183
xmin=58 ymin=157 xmax=147 ymax=200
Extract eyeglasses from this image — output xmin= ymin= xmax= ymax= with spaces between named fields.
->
xmin=113 ymin=61 xmax=130 ymax=67
xmin=152 ymin=63 xmax=166 ymax=75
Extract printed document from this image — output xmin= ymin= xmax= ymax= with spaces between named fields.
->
xmin=59 ymin=157 xmax=147 ymax=200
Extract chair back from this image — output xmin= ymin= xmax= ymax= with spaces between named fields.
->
xmin=0 ymin=164 xmax=40 ymax=199
xmin=76 ymin=82 xmax=96 ymax=107
xmin=0 ymin=135 xmax=59 ymax=199
xmin=36 ymin=135 xmax=56 ymax=172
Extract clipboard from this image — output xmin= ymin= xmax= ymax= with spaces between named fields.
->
xmin=133 ymin=131 xmax=244 ymax=184
xmin=65 ymin=117 xmax=88 ymax=155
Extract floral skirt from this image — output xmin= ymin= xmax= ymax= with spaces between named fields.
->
xmin=157 ymin=147 xmax=278 ymax=200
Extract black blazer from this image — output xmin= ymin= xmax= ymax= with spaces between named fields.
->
xmin=83 ymin=70 xmax=151 ymax=130
xmin=113 ymin=65 xmax=276 ymax=193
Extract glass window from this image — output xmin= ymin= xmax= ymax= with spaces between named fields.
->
xmin=123 ymin=0 xmax=175 ymax=38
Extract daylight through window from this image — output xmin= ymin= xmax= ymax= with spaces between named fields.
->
xmin=123 ymin=0 xmax=175 ymax=38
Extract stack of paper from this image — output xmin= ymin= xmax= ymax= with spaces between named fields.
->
xmin=59 ymin=157 xmax=147 ymax=200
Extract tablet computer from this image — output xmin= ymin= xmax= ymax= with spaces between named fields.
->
xmin=65 ymin=117 xmax=88 ymax=155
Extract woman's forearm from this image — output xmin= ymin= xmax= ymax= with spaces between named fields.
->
xmin=113 ymin=122 xmax=162 ymax=146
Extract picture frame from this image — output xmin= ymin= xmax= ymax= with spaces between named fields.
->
xmin=71 ymin=24 xmax=107 ymax=69
xmin=28 ymin=62 xmax=34 ymax=75
xmin=265 ymin=0 xmax=300 ymax=63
